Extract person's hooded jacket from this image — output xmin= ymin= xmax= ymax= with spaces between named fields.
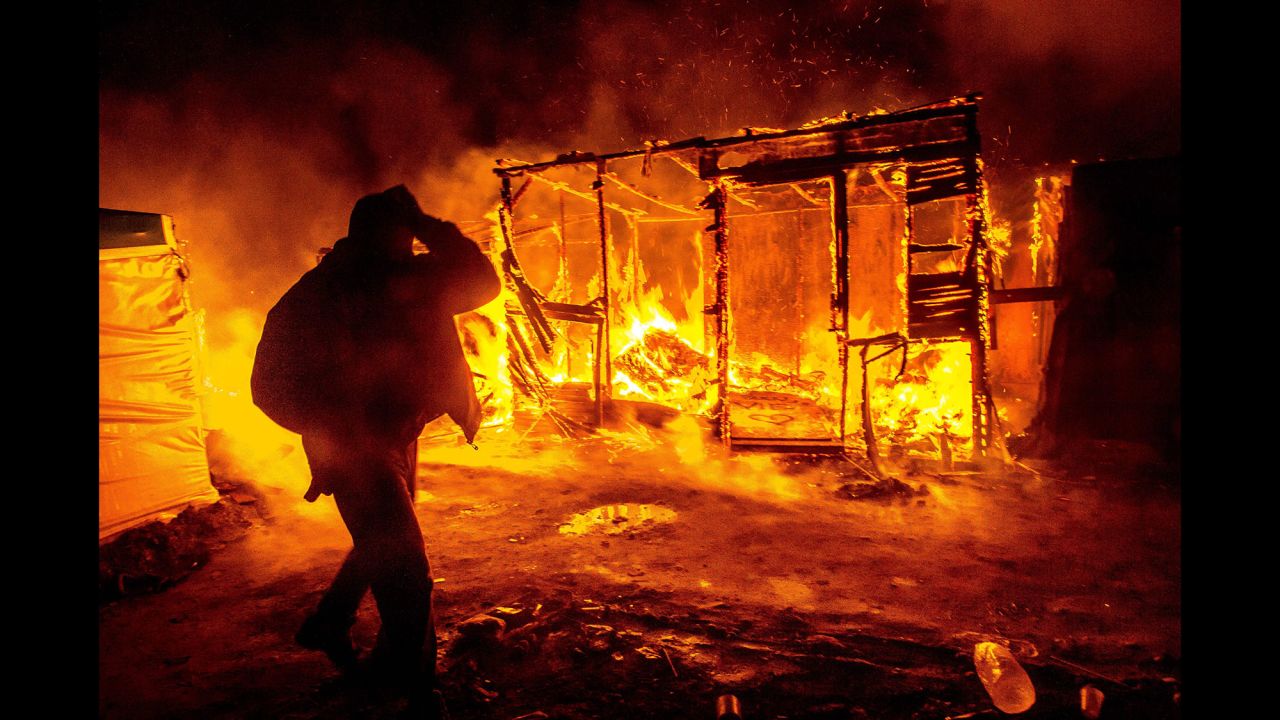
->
xmin=252 ymin=187 xmax=500 ymax=470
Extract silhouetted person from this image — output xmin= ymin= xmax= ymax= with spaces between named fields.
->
xmin=252 ymin=185 xmax=500 ymax=718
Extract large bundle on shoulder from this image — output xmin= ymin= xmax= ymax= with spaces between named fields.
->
xmin=251 ymin=263 xmax=352 ymax=435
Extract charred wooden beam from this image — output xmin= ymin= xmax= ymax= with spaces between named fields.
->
xmin=493 ymin=94 xmax=980 ymax=177
xmin=525 ymin=172 xmax=642 ymax=217
xmin=602 ymin=173 xmax=699 ymax=215
xmin=831 ymin=171 xmax=851 ymax=441
xmin=705 ymin=140 xmax=977 ymax=185
xmin=540 ymin=301 xmax=606 ymax=324
xmin=729 ymin=437 xmax=846 ymax=454
xmin=909 ymin=242 xmax=967 ymax=253
xmin=594 ymin=159 xmax=613 ymax=397
xmin=509 ymin=176 xmax=533 ymax=209
xmin=702 ymin=184 xmax=731 ymax=445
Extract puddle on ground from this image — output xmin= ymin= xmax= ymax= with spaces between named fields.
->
xmin=559 ymin=504 xmax=678 ymax=535
xmin=766 ymin=577 xmax=816 ymax=607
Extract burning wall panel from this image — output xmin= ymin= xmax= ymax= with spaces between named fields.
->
xmin=700 ymin=107 xmax=976 ymax=184
xmin=846 ymin=177 xmax=908 ymax=340
xmin=725 ymin=181 xmax=840 ymax=441
xmin=983 ymin=170 xmax=1066 ymax=433
xmin=607 ymin=152 xmax=712 ymax=344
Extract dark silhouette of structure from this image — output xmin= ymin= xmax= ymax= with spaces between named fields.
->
xmin=1028 ymin=157 xmax=1181 ymax=459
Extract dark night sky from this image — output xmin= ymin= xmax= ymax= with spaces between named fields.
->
xmin=100 ymin=0 xmax=1180 ymax=166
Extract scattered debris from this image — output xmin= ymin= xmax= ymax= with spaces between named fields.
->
xmin=454 ymin=614 xmax=507 ymax=651
xmin=661 ymin=646 xmax=679 ymax=677
xmin=636 ymin=646 xmax=663 ymax=660
xmin=835 ymin=476 xmax=928 ymax=501
xmin=98 ymin=498 xmax=257 ymax=604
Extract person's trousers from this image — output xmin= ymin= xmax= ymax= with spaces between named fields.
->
xmin=304 ymin=434 xmax=436 ymax=685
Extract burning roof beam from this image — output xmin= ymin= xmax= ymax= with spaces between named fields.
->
xmin=492 ymin=95 xmax=982 ymax=179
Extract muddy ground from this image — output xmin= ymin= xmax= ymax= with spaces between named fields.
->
xmin=99 ymin=421 xmax=1180 ymax=719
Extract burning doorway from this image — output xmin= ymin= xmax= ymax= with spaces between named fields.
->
xmin=489 ymin=95 xmax=1001 ymax=467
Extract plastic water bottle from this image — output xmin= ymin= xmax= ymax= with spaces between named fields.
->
xmin=1080 ymin=684 xmax=1104 ymax=719
xmin=973 ymin=641 xmax=1036 ymax=714
xmin=715 ymin=694 xmax=743 ymax=720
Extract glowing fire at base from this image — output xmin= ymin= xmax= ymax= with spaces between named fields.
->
xmin=603 ymin=304 xmax=978 ymax=451
xmin=870 ymin=341 xmax=973 ymax=447
xmin=612 ymin=315 xmax=712 ymax=412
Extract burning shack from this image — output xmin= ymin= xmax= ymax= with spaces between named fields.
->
xmin=488 ymin=95 xmax=1030 ymax=469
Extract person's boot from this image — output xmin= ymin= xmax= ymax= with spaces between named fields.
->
xmin=295 ymin=612 xmax=360 ymax=672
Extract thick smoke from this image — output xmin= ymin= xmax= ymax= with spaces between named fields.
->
xmin=99 ymin=38 xmax=478 ymax=328
xmin=935 ymin=0 xmax=1180 ymax=164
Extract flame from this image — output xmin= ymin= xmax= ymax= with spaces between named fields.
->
xmin=977 ymin=171 xmax=1012 ymax=279
xmin=624 ymin=309 xmax=677 ymax=345
xmin=1030 ymin=176 xmax=1064 ymax=283
xmin=869 ymin=341 xmax=974 ymax=444
xmin=611 ymin=312 xmax=712 ymax=412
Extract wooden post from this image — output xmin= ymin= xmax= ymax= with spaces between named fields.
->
xmin=962 ymin=105 xmax=994 ymax=459
xmin=966 ymin=172 xmax=994 ymax=457
xmin=860 ymin=344 xmax=888 ymax=479
xmin=594 ymin=159 xmax=612 ymax=402
xmin=559 ymin=193 xmax=571 ymax=380
xmin=830 ymin=171 xmax=851 ymax=444
xmin=710 ymin=183 xmax=731 ymax=445
xmin=595 ymin=321 xmax=605 ymax=426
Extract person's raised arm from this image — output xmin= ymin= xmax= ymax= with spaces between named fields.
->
xmin=411 ymin=212 xmax=501 ymax=315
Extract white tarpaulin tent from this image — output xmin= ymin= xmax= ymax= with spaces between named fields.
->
xmin=99 ymin=209 xmax=218 ymax=541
